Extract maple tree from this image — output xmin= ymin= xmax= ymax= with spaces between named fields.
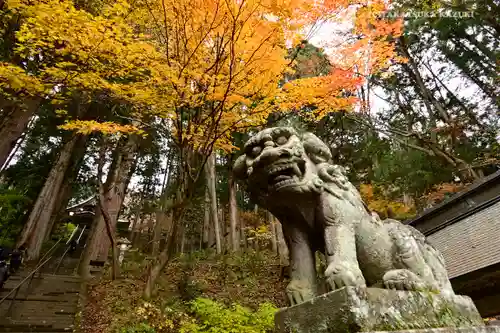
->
xmin=0 ymin=0 xmax=496 ymax=317
xmin=132 ymin=0 xmax=405 ymax=296
xmin=420 ymin=182 xmax=466 ymax=207
xmin=0 ymin=0 xmax=404 ymax=285
xmin=0 ymin=0 xmax=406 ymax=158
xmin=1 ymin=0 xmax=404 ymax=146
xmin=359 ymin=183 xmax=415 ymax=220
xmin=0 ymin=0 xmax=160 ymax=170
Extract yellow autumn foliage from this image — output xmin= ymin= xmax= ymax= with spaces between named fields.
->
xmin=1 ymin=0 xmax=402 ymax=151
xmin=59 ymin=120 xmax=144 ymax=135
xmin=359 ymin=184 xmax=415 ymax=220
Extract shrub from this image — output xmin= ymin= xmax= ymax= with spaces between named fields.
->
xmin=53 ymin=222 xmax=76 ymax=240
xmin=119 ymin=323 xmax=156 ymax=333
xmin=179 ymin=298 xmax=277 ymax=333
xmin=133 ymin=302 xmax=176 ymax=332
xmin=0 ymin=187 xmax=30 ymax=247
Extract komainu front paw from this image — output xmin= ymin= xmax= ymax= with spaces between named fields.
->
xmin=383 ymin=269 xmax=438 ymax=292
xmin=325 ymin=261 xmax=366 ymax=290
xmin=286 ymin=279 xmax=316 ymax=305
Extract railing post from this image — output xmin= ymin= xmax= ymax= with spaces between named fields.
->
xmin=5 ymin=284 xmax=21 ymax=318
xmin=0 ymin=237 xmax=65 ymax=318
xmin=0 ymin=255 xmax=53 ymax=317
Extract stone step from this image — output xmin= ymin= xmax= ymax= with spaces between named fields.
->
xmin=0 ymin=300 xmax=78 ymax=311
xmin=1 ymin=289 xmax=80 ymax=296
xmin=6 ymin=274 xmax=80 ymax=282
xmin=3 ymin=316 xmax=75 ymax=325
xmin=2 ymin=282 xmax=80 ymax=292
xmin=0 ymin=303 xmax=77 ymax=314
xmin=0 ymin=315 xmax=75 ymax=327
xmin=0 ymin=322 xmax=73 ymax=332
xmin=0 ymin=292 xmax=79 ymax=302
xmin=0 ymin=271 xmax=80 ymax=333
xmin=0 ymin=322 xmax=74 ymax=329
xmin=1 ymin=278 xmax=80 ymax=293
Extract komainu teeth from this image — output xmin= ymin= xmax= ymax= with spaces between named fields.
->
xmin=274 ymin=178 xmax=295 ymax=188
xmin=269 ymin=163 xmax=299 ymax=176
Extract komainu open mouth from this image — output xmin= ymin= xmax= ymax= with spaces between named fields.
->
xmin=267 ymin=160 xmax=305 ymax=190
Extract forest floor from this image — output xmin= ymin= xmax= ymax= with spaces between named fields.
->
xmin=80 ymin=250 xmax=287 ymax=333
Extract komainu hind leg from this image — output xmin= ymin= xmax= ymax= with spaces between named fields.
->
xmin=383 ymin=269 xmax=435 ymax=291
xmin=384 ymin=222 xmax=439 ymax=292
xmin=420 ymin=242 xmax=455 ymax=296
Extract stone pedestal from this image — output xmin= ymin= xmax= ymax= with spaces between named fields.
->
xmin=275 ymin=287 xmax=486 ymax=333
xmin=378 ymin=328 xmax=500 ymax=333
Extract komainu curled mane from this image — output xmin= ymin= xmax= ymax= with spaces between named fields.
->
xmin=233 ymin=127 xmax=454 ymax=305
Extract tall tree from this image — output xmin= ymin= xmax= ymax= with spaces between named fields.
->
xmin=228 ymin=163 xmax=239 ymax=252
xmin=17 ymin=133 xmax=87 ymax=259
xmin=205 ymin=153 xmax=222 ymax=254
xmin=0 ymin=0 xmax=400 ymax=292
xmin=79 ymin=135 xmax=139 ymax=277
xmin=267 ymin=211 xmax=277 ymax=254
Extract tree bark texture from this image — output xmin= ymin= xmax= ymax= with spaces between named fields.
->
xmin=228 ymin=174 xmax=239 ymax=252
xmin=239 ymin=210 xmax=247 ymax=250
xmin=17 ymin=134 xmax=86 ymax=260
xmin=180 ymin=223 xmax=186 ymax=254
xmin=267 ymin=210 xmax=278 ymax=254
xmin=228 ymin=180 xmax=240 ymax=253
xmin=202 ymin=188 xmax=210 ymax=248
xmin=144 ymin=146 xmax=205 ymax=298
xmin=98 ymin=191 xmax=120 ymax=279
xmin=152 ymin=211 xmax=165 ymax=256
xmin=205 ymin=153 xmax=221 ymax=254
xmin=95 ymin=137 xmax=138 ymax=260
xmin=275 ymin=220 xmax=289 ymax=266
xmin=0 ymin=102 xmax=39 ymax=169
xmin=46 ymin=137 xmax=88 ymax=240
xmin=129 ymin=212 xmax=141 ymax=248
xmin=79 ymin=136 xmax=139 ymax=277
xmin=144 ymin=205 xmax=184 ymax=299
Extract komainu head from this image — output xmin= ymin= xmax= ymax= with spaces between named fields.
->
xmin=233 ymin=127 xmax=355 ymax=208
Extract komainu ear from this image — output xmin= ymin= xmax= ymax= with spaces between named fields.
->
xmin=301 ymin=132 xmax=332 ymax=164
xmin=232 ymin=154 xmax=248 ymax=180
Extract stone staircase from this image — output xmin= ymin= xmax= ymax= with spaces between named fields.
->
xmin=0 ymin=269 xmax=81 ymax=332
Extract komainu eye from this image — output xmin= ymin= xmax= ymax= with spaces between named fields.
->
xmin=276 ymin=136 xmax=288 ymax=145
xmin=251 ymin=146 xmax=262 ymax=156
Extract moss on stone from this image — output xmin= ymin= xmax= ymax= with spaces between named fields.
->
xmin=275 ymin=287 xmax=483 ymax=333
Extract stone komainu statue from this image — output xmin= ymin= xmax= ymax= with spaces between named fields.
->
xmin=233 ymin=127 xmax=455 ymax=305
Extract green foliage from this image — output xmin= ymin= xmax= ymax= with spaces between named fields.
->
xmin=0 ymin=186 xmax=31 ymax=247
xmin=372 ymin=148 xmax=456 ymax=200
xmin=179 ymin=298 xmax=277 ymax=333
xmin=84 ymin=249 xmax=286 ymax=332
xmin=120 ymin=323 xmax=156 ymax=333
xmin=245 ymin=224 xmax=273 ymax=248
xmin=286 ymin=41 xmax=331 ymax=80
xmin=178 ymin=273 xmax=206 ymax=302
xmin=52 ymin=222 xmax=77 ymax=240
xmin=116 ymin=297 xmax=276 ymax=333
xmin=2 ymin=107 xmax=64 ymax=203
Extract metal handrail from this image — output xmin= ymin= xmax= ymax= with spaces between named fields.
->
xmin=54 ymin=226 xmax=83 ymax=275
xmin=0 ymin=255 xmax=53 ymax=305
xmin=0 ymin=237 xmax=66 ymax=318
xmin=33 ymin=237 xmax=64 ymax=279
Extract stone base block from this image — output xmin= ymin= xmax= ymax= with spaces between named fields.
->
xmin=373 ymin=327 xmax=500 ymax=333
xmin=275 ymin=287 xmax=484 ymax=333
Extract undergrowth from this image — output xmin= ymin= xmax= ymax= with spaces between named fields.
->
xmin=81 ymin=250 xmax=287 ymax=333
